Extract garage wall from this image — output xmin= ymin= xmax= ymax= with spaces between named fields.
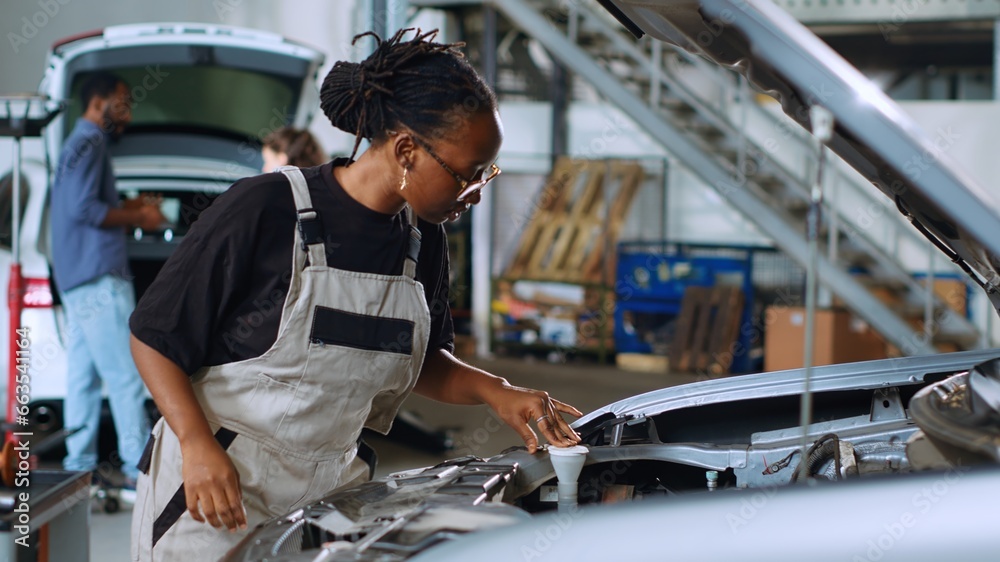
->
xmin=2 ymin=3 xmax=998 ymax=345
xmin=493 ymin=99 xmax=1000 ymax=347
xmin=896 ymin=101 xmax=1000 ymax=213
xmin=2 ymin=1 xmax=224 ymax=95
xmin=492 ymin=100 xmax=771 ymax=277
xmin=0 ymin=0 xmax=374 ymax=169
xmin=0 ymin=0 xmax=459 ymax=169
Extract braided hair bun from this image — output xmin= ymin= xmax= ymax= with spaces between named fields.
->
xmin=320 ymin=28 xmax=497 ymax=161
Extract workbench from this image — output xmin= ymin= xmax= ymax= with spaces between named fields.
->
xmin=0 ymin=470 xmax=90 ymax=562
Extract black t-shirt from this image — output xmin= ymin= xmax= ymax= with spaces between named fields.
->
xmin=129 ymin=160 xmax=454 ymax=375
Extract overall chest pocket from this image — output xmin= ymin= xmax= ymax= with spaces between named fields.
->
xmin=309 ymin=306 xmax=415 ymax=355
xmin=270 ymin=306 xmax=418 ymax=452
xmin=274 ymin=343 xmax=414 ymax=451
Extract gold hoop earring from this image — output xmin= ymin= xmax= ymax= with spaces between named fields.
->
xmin=400 ymin=167 xmax=408 ymax=191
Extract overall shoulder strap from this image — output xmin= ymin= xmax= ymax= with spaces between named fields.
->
xmin=403 ymin=205 xmax=421 ymax=280
xmin=278 ymin=166 xmax=327 ymax=268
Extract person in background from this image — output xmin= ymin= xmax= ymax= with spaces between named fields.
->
xmin=50 ymin=71 xmax=164 ymax=499
xmin=261 ymin=126 xmax=327 ymax=172
xmin=129 ymin=29 xmax=581 ymax=560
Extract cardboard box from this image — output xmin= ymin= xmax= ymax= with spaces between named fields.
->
xmin=885 ymin=317 xmax=965 ymax=357
xmin=833 ymin=277 xmax=967 ymax=317
xmin=929 ymin=278 xmax=967 ymax=317
xmin=832 ymin=277 xmax=969 ymax=357
xmin=764 ymin=307 xmax=886 ymax=371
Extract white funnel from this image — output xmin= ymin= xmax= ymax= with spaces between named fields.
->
xmin=548 ymin=445 xmax=589 ymax=512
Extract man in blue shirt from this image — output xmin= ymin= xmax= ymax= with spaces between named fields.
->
xmin=51 ymin=72 xmax=164 ymax=496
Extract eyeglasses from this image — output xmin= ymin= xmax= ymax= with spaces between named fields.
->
xmin=411 ymin=135 xmax=501 ymax=201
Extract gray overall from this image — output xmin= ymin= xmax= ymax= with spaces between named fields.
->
xmin=131 ymin=167 xmax=431 ymax=561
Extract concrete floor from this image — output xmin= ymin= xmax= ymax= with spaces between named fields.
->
xmin=87 ymin=356 xmax=701 ymax=561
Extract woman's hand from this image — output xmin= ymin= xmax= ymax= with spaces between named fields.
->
xmin=180 ymin=434 xmax=247 ymax=532
xmin=131 ymin=335 xmax=248 ymax=531
xmin=413 ymin=350 xmax=585 ymax=454
xmin=482 ymin=383 xmax=584 ymax=453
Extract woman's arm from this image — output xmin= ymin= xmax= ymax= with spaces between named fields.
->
xmin=413 ymin=348 xmax=583 ymax=453
xmin=131 ymin=335 xmax=247 ymax=532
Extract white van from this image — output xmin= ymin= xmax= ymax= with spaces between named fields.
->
xmin=0 ymin=22 xmax=324 ymax=455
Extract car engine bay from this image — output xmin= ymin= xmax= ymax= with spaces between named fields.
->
xmin=223 ymin=353 xmax=1000 ymax=561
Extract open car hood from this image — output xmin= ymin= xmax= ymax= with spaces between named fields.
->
xmin=41 ymin=23 xmax=325 ymax=171
xmin=574 ymin=347 xmax=1000 ymax=427
xmin=600 ymin=0 xmax=1000 ymax=316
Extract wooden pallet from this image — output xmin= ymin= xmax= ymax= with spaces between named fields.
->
xmin=504 ymin=158 xmax=644 ymax=284
xmin=505 ymin=157 xmax=581 ymax=279
xmin=670 ymin=285 xmax=745 ymax=375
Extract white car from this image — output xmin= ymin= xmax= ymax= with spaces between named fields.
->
xmin=0 ymin=22 xmax=324 ymax=457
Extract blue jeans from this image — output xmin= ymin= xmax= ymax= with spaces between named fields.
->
xmin=61 ymin=273 xmax=150 ymax=481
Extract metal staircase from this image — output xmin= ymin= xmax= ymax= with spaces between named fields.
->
xmin=411 ymin=0 xmax=982 ymax=355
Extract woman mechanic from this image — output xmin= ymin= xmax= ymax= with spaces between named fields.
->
xmin=128 ymin=29 xmax=582 ymax=561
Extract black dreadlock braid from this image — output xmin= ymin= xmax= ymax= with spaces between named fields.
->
xmin=320 ymin=28 xmax=498 ymax=162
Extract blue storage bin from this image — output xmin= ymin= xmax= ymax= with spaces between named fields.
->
xmin=614 ymin=300 xmax=681 ymax=354
xmin=614 ymin=241 xmax=762 ymax=373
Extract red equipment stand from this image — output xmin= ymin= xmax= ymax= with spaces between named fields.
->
xmin=1 ymin=95 xmax=61 ymax=445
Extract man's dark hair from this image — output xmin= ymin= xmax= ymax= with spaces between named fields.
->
xmin=79 ymin=72 xmax=125 ymax=108
xmin=320 ymin=28 xmax=498 ymax=161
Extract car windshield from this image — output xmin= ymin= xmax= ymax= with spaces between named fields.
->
xmin=67 ymin=65 xmax=299 ymax=140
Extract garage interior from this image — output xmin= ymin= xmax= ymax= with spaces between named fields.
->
xmin=2 ymin=0 xmax=1000 ymax=560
